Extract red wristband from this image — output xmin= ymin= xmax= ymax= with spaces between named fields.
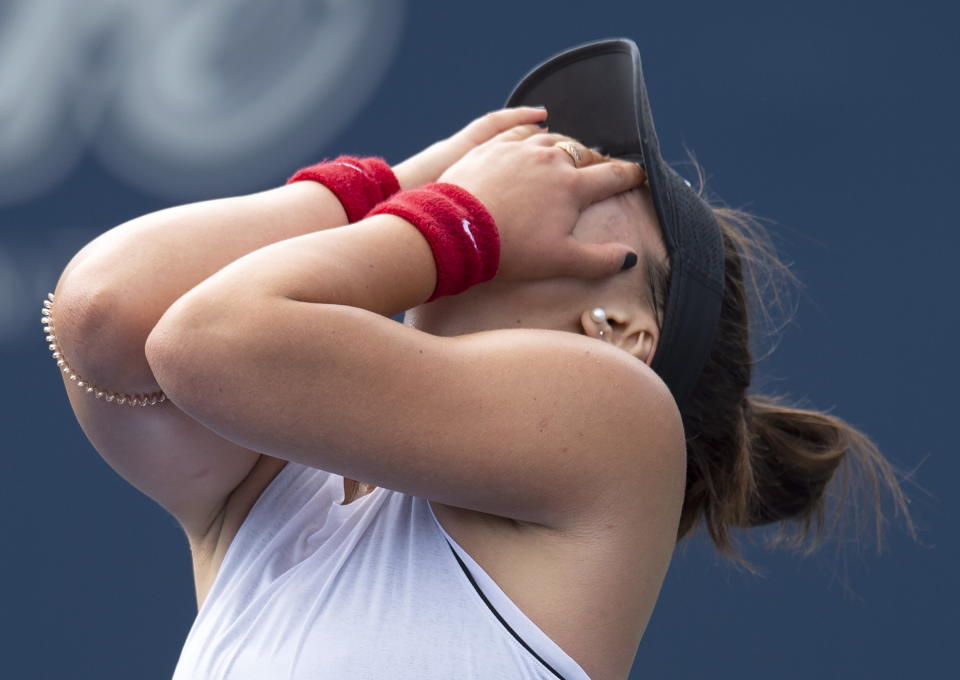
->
xmin=367 ymin=183 xmax=500 ymax=302
xmin=286 ymin=156 xmax=400 ymax=223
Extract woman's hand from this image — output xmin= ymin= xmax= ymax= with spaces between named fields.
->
xmin=392 ymin=107 xmax=549 ymax=191
xmin=437 ymin=124 xmax=646 ymax=282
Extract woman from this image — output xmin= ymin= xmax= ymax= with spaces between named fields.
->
xmin=45 ymin=100 xmax=916 ymax=679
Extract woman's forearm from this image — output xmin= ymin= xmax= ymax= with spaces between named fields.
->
xmin=142 ymin=211 xmax=439 ymax=432
xmin=63 ymin=181 xmax=349 ymax=316
xmin=53 ymin=181 xmax=353 ymax=380
xmin=159 ymin=212 xmax=438 ymax=323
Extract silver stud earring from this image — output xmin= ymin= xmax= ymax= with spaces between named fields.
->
xmin=590 ymin=307 xmax=606 ymax=338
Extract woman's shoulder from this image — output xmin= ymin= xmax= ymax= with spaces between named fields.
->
xmin=454 ymin=326 xmax=680 ymax=424
xmin=442 ymin=320 xmax=690 ymax=495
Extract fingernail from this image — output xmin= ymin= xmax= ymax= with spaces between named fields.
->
xmin=621 ymin=252 xmax=638 ymax=271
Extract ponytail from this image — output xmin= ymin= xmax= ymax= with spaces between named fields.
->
xmin=661 ymin=167 xmax=919 ymax=575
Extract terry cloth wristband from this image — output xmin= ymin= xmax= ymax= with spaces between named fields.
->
xmin=367 ymin=183 xmax=500 ymax=302
xmin=286 ymin=155 xmax=400 ymax=223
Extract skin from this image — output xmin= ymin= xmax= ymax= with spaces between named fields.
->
xmin=403 ymin=183 xmax=668 ymax=368
xmin=356 ymin=108 xmax=673 ymax=501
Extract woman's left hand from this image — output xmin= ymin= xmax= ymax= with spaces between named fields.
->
xmin=438 ymin=124 xmax=646 ymax=282
xmin=392 ymin=107 xmax=549 ymax=191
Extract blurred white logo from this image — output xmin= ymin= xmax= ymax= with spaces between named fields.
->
xmin=0 ymin=0 xmax=406 ymax=204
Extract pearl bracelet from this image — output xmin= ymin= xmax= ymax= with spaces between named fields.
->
xmin=42 ymin=291 xmax=167 ymax=407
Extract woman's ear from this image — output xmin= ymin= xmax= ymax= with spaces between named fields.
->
xmin=610 ymin=311 xmax=658 ymax=365
xmin=579 ymin=307 xmax=657 ymax=365
xmin=631 ymin=330 xmax=656 ymax=365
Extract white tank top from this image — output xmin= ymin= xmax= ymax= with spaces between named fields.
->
xmin=171 ymin=459 xmax=592 ymax=679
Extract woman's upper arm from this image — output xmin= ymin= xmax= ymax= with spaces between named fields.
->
xmin=51 ymin=282 xmax=264 ymax=545
xmin=146 ymin=298 xmax=686 ymax=531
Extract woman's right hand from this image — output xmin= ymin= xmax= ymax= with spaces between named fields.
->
xmin=437 ymin=124 xmax=645 ymax=283
xmin=391 ymin=107 xmax=549 ymax=191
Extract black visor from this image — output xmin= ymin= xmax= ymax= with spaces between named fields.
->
xmin=505 ymin=37 xmax=725 ymax=412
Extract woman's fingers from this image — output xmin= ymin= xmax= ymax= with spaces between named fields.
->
xmin=461 ymin=107 xmax=548 ymax=144
xmin=560 ymin=143 xmax=607 ymax=168
xmin=575 ymin=160 xmax=647 ymax=206
xmin=518 ymin=133 xmax=607 ymax=168
xmin=490 ymin=123 xmax=547 ymax=143
xmin=486 ymin=129 xmax=609 ymax=169
xmin=525 ymin=132 xmax=567 ymax=146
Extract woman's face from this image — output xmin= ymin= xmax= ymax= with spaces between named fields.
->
xmin=404 ymin=184 xmax=667 ymax=359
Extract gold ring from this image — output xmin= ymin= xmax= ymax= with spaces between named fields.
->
xmin=555 ymin=141 xmax=583 ymax=167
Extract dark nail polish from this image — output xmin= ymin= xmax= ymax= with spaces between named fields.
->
xmin=621 ymin=252 xmax=638 ymax=271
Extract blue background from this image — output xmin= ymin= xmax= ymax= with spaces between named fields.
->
xmin=3 ymin=0 xmax=953 ymax=677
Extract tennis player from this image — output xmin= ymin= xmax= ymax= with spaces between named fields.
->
xmin=44 ymin=39 xmax=915 ymax=679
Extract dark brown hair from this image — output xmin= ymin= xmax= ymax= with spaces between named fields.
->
xmin=660 ymin=159 xmax=920 ymax=576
